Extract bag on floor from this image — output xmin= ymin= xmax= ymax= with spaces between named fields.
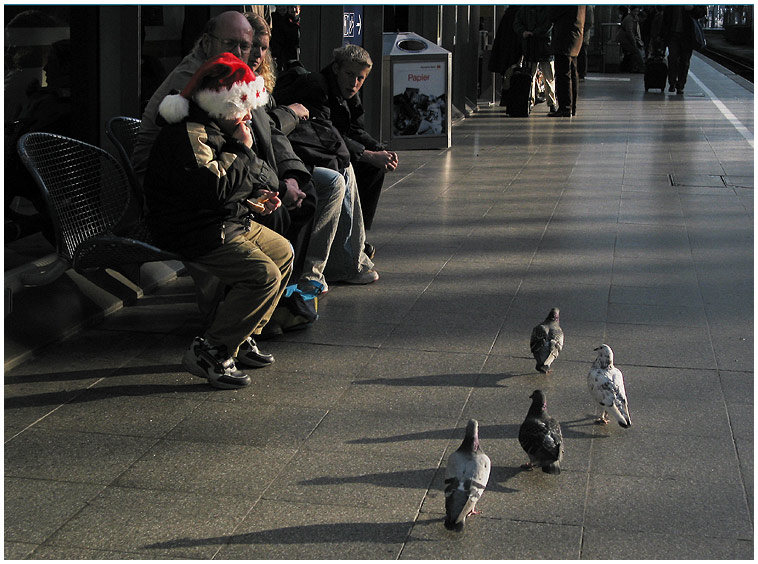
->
xmin=644 ymin=57 xmax=668 ymax=92
xmin=270 ymin=285 xmax=319 ymax=332
xmin=507 ymin=65 xmax=532 ymax=117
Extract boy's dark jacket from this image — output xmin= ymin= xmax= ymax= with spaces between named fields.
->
xmin=274 ymin=62 xmax=385 ymax=164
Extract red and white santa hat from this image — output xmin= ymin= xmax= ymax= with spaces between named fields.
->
xmin=158 ymin=52 xmax=268 ymax=124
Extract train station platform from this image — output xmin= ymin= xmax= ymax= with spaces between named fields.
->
xmin=4 ymin=52 xmax=753 ymax=559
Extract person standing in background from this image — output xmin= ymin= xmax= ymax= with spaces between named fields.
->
xmin=549 ymin=6 xmax=585 ymax=118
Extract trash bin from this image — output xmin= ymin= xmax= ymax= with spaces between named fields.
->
xmin=381 ymin=32 xmax=452 ymax=150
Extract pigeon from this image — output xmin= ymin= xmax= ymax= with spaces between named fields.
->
xmin=518 ymin=390 xmax=563 ymax=474
xmin=530 ymin=307 xmax=564 ymax=374
xmin=444 ymin=419 xmax=491 ymax=532
xmin=588 ymin=344 xmax=632 ymax=428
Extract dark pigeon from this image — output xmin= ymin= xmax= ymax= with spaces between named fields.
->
xmin=518 ymin=390 xmax=563 ymax=474
xmin=530 ymin=307 xmax=564 ymax=374
xmin=444 ymin=419 xmax=491 ymax=532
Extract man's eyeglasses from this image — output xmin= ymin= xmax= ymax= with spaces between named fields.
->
xmin=209 ymin=34 xmax=252 ymax=54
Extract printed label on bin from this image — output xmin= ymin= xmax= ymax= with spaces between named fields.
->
xmin=391 ymin=61 xmax=446 ymax=138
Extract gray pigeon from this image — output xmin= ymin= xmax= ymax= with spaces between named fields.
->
xmin=530 ymin=307 xmax=564 ymax=374
xmin=518 ymin=390 xmax=563 ymax=474
xmin=588 ymin=344 xmax=632 ymax=428
xmin=444 ymin=419 xmax=491 ymax=532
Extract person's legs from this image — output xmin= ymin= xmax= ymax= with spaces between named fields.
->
xmin=527 ymin=61 xmax=539 ymax=105
xmin=667 ymin=36 xmax=682 ymax=91
xmin=552 ymin=54 xmax=571 ymax=113
xmin=352 ymin=160 xmax=386 ymax=231
xmin=677 ymin=44 xmax=693 ymax=91
xmin=539 ymin=60 xmax=558 ymax=110
xmin=569 ymin=56 xmax=579 ymax=115
xmin=324 ymin=163 xmax=375 ymax=282
xmin=194 ymin=224 xmax=293 ymax=356
xmin=298 ymin=166 xmax=346 ymax=293
xmin=577 ymin=43 xmax=588 ymax=78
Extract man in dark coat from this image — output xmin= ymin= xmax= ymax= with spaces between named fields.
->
xmin=144 ymin=53 xmax=292 ymax=389
xmin=549 ymin=6 xmax=585 ymax=117
xmin=274 ymin=44 xmax=398 ymax=232
xmin=488 ymin=6 xmax=521 ymax=107
xmin=660 ymin=5 xmax=707 ymax=94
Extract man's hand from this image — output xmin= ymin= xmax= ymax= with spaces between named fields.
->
xmin=247 ymin=189 xmax=280 ymax=215
xmin=232 ymin=121 xmax=253 ymax=148
xmin=281 ymin=177 xmax=307 ymax=209
xmin=361 ymin=150 xmax=399 ymax=171
xmin=287 ymin=103 xmax=310 ymax=121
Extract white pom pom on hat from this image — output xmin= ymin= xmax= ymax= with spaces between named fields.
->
xmin=158 ymin=52 xmax=268 ymax=124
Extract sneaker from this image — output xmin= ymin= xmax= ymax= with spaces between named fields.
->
xmin=182 ymin=337 xmax=251 ymax=389
xmin=343 ymin=269 xmax=379 ymax=285
xmin=235 ymin=336 xmax=275 ymax=368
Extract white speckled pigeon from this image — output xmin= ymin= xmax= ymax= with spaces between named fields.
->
xmin=588 ymin=344 xmax=632 ymax=428
xmin=518 ymin=390 xmax=563 ymax=474
xmin=444 ymin=419 xmax=491 ymax=532
xmin=530 ymin=307 xmax=564 ymax=374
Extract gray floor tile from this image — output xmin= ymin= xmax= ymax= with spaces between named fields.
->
xmin=4 ymin=541 xmax=38 ymax=560
xmin=215 ymin=500 xmax=412 ymax=560
xmin=590 ymin=429 xmax=742 ymax=482
xmin=581 ymin=528 xmax=754 ymax=559
xmin=604 ymin=322 xmax=716 ymax=369
xmin=114 ymin=439 xmax=297 ymax=498
xmin=266 ymin=449 xmax=438 ymax=511
xmin=32 ymin=389 xmax=206 ymax=438
xmin=4 ymin=428 xmax=157 ymax=485
xmin=42 ymin=486 xmax=253 ymax=559
xmin=165 ymin=402 xmax=327 ymax=448
xmin=400 ymin=517 xmax=582 ymax=559
xmin=585 ymin=473 xmax=752 ymax=539
xmin=302 ymin=408 xmax=458 ymax=460
xmin=4 ymin=477 xmax=105 ymax=544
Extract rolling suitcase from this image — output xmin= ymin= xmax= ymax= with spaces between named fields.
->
xmin=506 ymin=37 xmax=537 ymax=117
xmin=644 ymin=57 xmax=667 ymax=92
xmin=506 ymin=62 xmax=533 ymax=117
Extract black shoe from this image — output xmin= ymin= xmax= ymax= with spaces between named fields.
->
xmin=182 ymin=337 xmax=251 ymax=389
xmin=364 ymin=241 xmax=375 ymax=260
xmin=668 ymin=85 xmax=676 ymax=92
xmin=235 ymin=336 xmax=275 ymax=368
xmin=547 ymin=108 xmax=572 ymax=117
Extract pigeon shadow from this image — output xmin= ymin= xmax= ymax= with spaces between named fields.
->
xmin=4 ymin=363 xmax=186 ymax=385
xmin=353 ymin=371 xmax=528 ymax=389
xmin=489 ymin=464 xmax=529 ymax=493
xmin=5 ymin=365 xmax=207 ymax=409
xmin=297 ymin=468 xmax=438 ymax=490
xmin=347 ymin=423 xmax=519 ymax=445
xmin=144 ymin=518 xmax=441 ymax=551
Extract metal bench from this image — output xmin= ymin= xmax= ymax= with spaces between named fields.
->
xmin=17 ymin=131 xmax=181 ymax=275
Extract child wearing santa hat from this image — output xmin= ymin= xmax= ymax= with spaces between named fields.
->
xmin=144 ymin=53 xmax=292 ymax=389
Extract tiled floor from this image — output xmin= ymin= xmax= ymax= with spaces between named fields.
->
xmin=5 ymin=54 xmax=754 ymax=559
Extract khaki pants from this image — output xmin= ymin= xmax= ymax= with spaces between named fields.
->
xmin=191 ymin=223 xmax=293 ymax=357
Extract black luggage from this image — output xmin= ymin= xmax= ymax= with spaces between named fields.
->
xmin=644 ymin=57 xmax=667 ymax=92
xmin=506 ymin=63 xmax=533 ymax=117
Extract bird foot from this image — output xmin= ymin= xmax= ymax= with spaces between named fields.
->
xmin=467 ymin=509 xmax=482 ymax=517
xmin=594 ymin=417 xmax=609 ymax=425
